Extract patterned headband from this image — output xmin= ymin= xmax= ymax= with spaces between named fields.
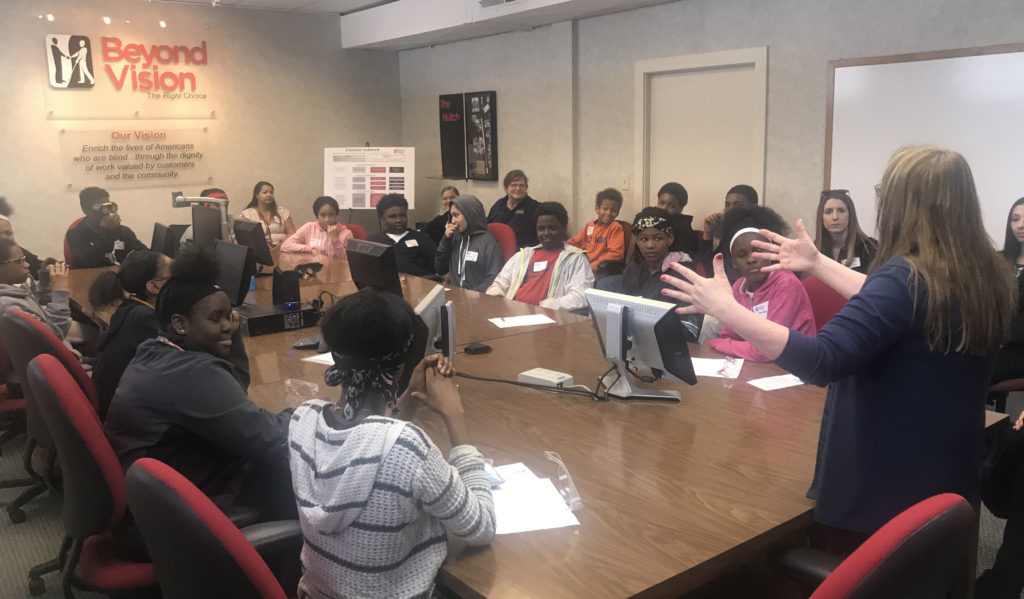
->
xmin=324 ymin=333 xmax=415 ymax=420
xmin=632 ymin=215 xmax=674 ymax=237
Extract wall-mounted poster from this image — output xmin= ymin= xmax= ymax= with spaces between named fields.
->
xmin=439 ymin=94 xmax=466 ymax=178
xmin=323 ymin=147 xmax=415 ymax=209
xmin=465 ymin=91 xmax=497 ymax=181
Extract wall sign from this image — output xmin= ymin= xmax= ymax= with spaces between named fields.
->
xmin=323 ymin=147 xmax=415 ymax=209
xmin=438 ymin=91 xmax=497 ymax=181
xmin=60 ymin=128 xmax=212 ymax=189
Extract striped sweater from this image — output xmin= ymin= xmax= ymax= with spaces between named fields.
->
xmin=288 ymin=401 xmax=495 ymax=599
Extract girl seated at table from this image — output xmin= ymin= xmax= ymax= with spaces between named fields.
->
xmin=239 ymin=180 xmax=296 ymax=247
xmin=599 ymin=207 xmax=700 ymax=340
xmin=486 ymin=201 xmax=593 ymax=311
xmin=281 ymin=195 xmax=352 ymax=259
xmin=709 ymin=206 xmax=816 ymax=362
xmin=434 ymin=195 xmax=504 ymax=292
xmin=288 ymin=288 xmax=495 ymax=599
xmin=0 ymin=238 xmax=70 ymax=340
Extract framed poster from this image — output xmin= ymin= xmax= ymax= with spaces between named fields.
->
xmin=439 ymin=94 xmax=466 ymax=178
xmin=323 ymin=147 xmax=415 ymax=209
xmin=465 ymin=91 xmax=497 ymax=181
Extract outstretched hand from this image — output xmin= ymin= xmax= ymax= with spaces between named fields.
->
xmin=1015 ymin=410 xmax=1023 ymax=431
xmin=751 ymin=218 xmax=820 ymax=274
xmin=661 ymin=254 xmax=736 ymax=318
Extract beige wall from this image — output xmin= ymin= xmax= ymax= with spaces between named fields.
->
xmin=0 ymin=0 xmax=400 ymax=258
xmin=399 ymin=0 xmax=1024 ymax=235
xmin=399 ymin=22 xmax=574 ymax=226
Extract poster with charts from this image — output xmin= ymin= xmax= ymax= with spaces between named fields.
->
xmin=323 ymin=147 xmax=415 ymax=210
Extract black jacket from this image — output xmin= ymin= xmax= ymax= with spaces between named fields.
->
xmin=422 ymin=211 xmax=451 ymax=247
xmin=65 ymin=219 xmax=146 ymax=268
xmin=92 ymin=299 xmax=160 ymax=419
xmin=366 ymin=229 xmax=437 ymax=277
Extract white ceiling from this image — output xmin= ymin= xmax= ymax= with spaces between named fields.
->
xmin=154 ymin=0 xmax=394 ymax=14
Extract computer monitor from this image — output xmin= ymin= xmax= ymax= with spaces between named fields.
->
xmin=414 ymin=284 xmax=455 ymax=359
xmin=233 ymin=220 xmax=274 ymax=267
xmin=346 ymin=238 xmax=402 ymax=296
xmin=584 ymin=288 xmax=697 ymax=401
xmin=192 ymin=205 xmax=222 ymax=254
xmin=213 ymin=239 xmax=256 ymax=307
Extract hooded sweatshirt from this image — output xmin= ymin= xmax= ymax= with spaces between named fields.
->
xmin=288 ymin=401 xmax=495 ymax=599
xmin=486 ymin=242 xmax=594 ymax=311
xmin=0 ymin=277 xmax=71 ymax=340
xmin=710 ymin=270 xmax=816 ymax=362
xmin=434 ymin=195 xmax=504 ymax=292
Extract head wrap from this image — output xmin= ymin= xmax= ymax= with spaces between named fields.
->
xmin=324 ymin=333 xmax=414 ymax=420
xmin=729 ymin=227 xmax=762 ymax=252
xmin=632 ymin=213 xmax=674 ymax=237
xmin=155 ymin=279 xmax=223 ymax=328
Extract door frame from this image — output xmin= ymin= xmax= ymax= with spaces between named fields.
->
xmin=633 ymin=47 xmax=769 ymax=210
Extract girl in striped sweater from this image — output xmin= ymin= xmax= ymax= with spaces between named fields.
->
xmin=288 ymin=288 xmax=495 ymax=599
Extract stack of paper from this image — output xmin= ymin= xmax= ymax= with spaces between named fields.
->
xmin=488 ymin=314 xmax=557 ymax=329
xmin=301 ymin=353 xmax=335 ymax=366
xmin=747 ymin=373 xmax=805 ymax=390
xmin=491 ymin=463 xmax=580 ymax=535
xmin=690 ymin=357 xmax=744 ymax=379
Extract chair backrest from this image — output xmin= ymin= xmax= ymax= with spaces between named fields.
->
xmin=65 ymin=217 xmax=85 ymax=264
xmin=26 ymin=354 xmax=125 ymax=538
xmin=618 ymin=220 xmax=632 ymax=253
xmin=487 ymin=222 xmax=518 ymax=262
xmin=346 ymin=223 xmax=368 ymax=240
xmin=0 ymin=310 xmax=100 ymax=417
xmin=810 ymin=493 xmax=974 ymax=599
xmin=125 ymin=458 xmax=288 ymax=599
xmin=801 ymin=275 xmax=848 ymax=333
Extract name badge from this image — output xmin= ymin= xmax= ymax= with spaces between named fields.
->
xmin=849 ymin=256 xmax=862 ymax=268
xmin=515 ymin=209 xmax=525 ymax=215
xmin=587 ymin=226 xmax=594 ymax=236
xmin=405 ymin=239 xmax=419 ymax=248
xmin=113 ymin=240 xmax=125 ymax=251
xmin=753 ymin=301 xmax=769 ymax=319
xmin=533 ymin=260 xmax=548 ymax=272
xmin=465 ymin=250 xmax=479 ymax=262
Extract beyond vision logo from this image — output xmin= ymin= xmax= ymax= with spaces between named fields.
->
xmin=46 ymin=34 xmax=95 ymax=89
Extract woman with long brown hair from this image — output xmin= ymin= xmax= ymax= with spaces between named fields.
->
xmin=813 ymin=189 xmax=877 ymax=273
xmin=663 ymin=146 xmax=1016 ymax=544
xmin=238 ymin=180 xmax=296 ymax=248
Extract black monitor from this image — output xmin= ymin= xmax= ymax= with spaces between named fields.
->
xmin=213 ymin=239 xmax=256 ymax=307
xmin=192 ymin=205 xmax=222 ymax=254
xmin=151 ymin=223 xmax=186 ymax=258
xmin=346 ymin=238 xmax=402 ymax=296
xmin=233 ymin=220 xmax=274 ymax=267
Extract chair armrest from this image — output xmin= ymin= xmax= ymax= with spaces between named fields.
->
xmin=222 ymin=504 xmax=261 ymax=528
xmin=240 ymin=520 xmax=303 ymax=557
xmin=773 ymin=546 xmax=844 ymax=591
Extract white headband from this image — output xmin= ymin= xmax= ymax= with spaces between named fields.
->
xmin=729 ymin=227 xmax=762 ymax=252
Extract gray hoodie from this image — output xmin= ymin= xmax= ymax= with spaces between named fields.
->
xmin=434 ymin=195 xmax=504 ymax=292
xmin=0 ymin=278 xmax=71 ymax=340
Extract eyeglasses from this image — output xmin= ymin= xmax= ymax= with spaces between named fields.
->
xmin=1 ymin=256 xmax=28 ymax=266
xmin=821 ymin=189 xmax=850 ymax=199
xmin=91 ymin=201 xmax=118 ymax=215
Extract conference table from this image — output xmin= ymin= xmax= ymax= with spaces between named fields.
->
xmin=68 ymin=254 xmax=1008 ymax=598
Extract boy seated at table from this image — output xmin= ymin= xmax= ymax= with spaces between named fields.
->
xmin=486 ymin=202 xmax=594 ymax=311
xmin=366 ymin=193 xmax=437 ymax=278
xmin=568 ymin=188 xmax=627 ymax=278
xmin=596 ymin=207 xmax=699 ymax=341
xmin=288 ymin=288 xmax=494 ymax=599
xmin=709 ymin=206 xmax=816 ymax=362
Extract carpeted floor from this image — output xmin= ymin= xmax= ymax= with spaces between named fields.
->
xmin=0 ymin=399 xmax=1021 ymax=599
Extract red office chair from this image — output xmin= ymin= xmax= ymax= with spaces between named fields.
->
xmin=126 ymin=458 xmax=302 ymax=599
xmin=777 ymin=493 xmax=974 ymax=598
xmin=346 ymin=223 xmax=368 ymax=240
xmin=0 ymin=338 xmax=27 ymax=455
xmin=802 ymin=275 xmax=848 ymax=333
xmin=487 ymin=223 xmax=518 ymax=262
xmin=64 ymin=217 xmax=85 ymax=265
xmin=26 ymin=354 xmax=157 ymax=597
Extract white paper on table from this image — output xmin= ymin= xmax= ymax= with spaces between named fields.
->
xmin=690 ymin=357 xmax=744 ymax=379
xmin=493 ymin=476 xmax=580 ymax=535
xmin=748 ymin=373 xmax=805 ymax=391
xmin=301 ymin=353 xmax=335 ymax=366
xmin=488 ymin=314 xmax=557 ymax=329
xmin=494 ymin=463 xmax=539 ymax=484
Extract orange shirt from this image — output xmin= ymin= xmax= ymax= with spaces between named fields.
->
xmin=568 ymin=220 xmax=626 ymax=272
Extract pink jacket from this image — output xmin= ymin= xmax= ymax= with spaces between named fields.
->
xmin=280 ymin=221 xmax=352 ymax=259
xmin=710 ymin=270 xmax=816 ymax=362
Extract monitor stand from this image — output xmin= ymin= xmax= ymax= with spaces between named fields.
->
xmin=603 ymin=303 xmax=681 ymax=402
